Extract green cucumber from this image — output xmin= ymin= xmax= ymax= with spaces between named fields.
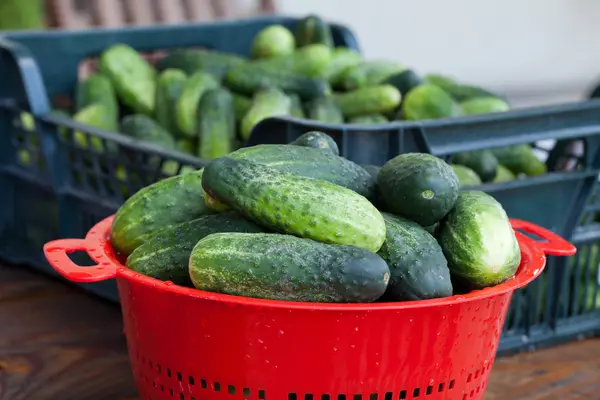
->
xmin=232 ymin=93 xmax=253 ymax=121
xmin=110 ymin=170 xmax=214 ymax=256
xmin=338 ymin=60 xmax=405 ymax=91
xmin=378 ymin=213 xmax=452 ymax=301
xmin=175 ymin=71 xmax=220 ymax=137
xmin=75 ymin=73 xmax=118 ymax=125
xmin=295 ymin=14 xmax=334 ymax=48
xmin=451 ymin=164 xmax=482 ymax=187
xmin=241 ymin=88 xmax=291 ymax=140
xmin=197 ymin=88 xmax=235 ymax=160
xmin=289 ymin=131 xmax=339 ymax=155
xmin=382 ymin=69 xmax=425 ymax=98
xmin=99 ymin=44 xmax=156 ymax=115
xmin=378 ymin=153 xmax=459 ymax=226
xmin=189 ymin=232 xmax=390 ymax=302
xmin=155 ymin=49 xmax=247 ymax=80
xmin=325 ymin=47 xmax=363 ymax=85
xmin=334 ymin=84 xmax=401 ymax=118
xmin=425 ymin=74 xmax=502 ymax=102
xmin=176 ymin=138 xmax=196 ymax=155
xmin=72 ymin=103 xmax=117 ymax=152
xmin=438 ymin=191 xmax=521 ymax=289
xmin=155 ymin=69 xmax=188 ymax=136
xmin=250 ymin=44 xmax=332 ymax=78
xmin=460 ymin=97 xmax=510 ymax=115
xmin=289 ymin=94 xmax=306 ymax=118
xmin=251 ymin=25 xmax=296 ymax=59
xmin=202 ymin=157 xmax=386 ymax=252
xmin=126 ymin=211 xmax=265 ymax=287
xmin=452 ymin=150 xmax=499 ymax=182
xmin=120 ymin=114 xmax=177 ymax=149
xmin=224 ymin=63 xmax=331 ymax=100
xmin=347 ymin=114 xmax=388 ymax=124
xmin=306 ymin=96 xmax=344 ymax=123
xmin=402 ymin=84 xmax=463 ymax=121
xmin=493 ymin=164 xmax=516 ymax=182
xmin=490 ymin=144 xmax=547 ymax=177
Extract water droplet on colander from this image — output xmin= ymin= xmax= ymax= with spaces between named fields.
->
xmin=409 ymin=319 xmax=413 ymax=323
xmin=164 ymin=281 xmax=174 ymax=286
xmin=355 ymin=327 xmax=359 ymax=332
xmin=279 ymin=330 xmax=285 ymax=335
xmin=245 ymin=354 xmax=251 ymax=359
xmin=257 ymin=339 xmax=264 ymax=344
xmin=265 ymin=359 xmax=270 ymax=364
xmin=436 ymin=332 xmax=441 ymax=336
xmin=375 ymin=362 xmax=380 ymax=366
xmin=333 ymin=347 xmax=338 ymax=352
xmin=350 ymin=344 xmax=356 ymax=349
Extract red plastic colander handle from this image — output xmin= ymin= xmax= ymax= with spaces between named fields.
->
xmin=510 ymin=219 xmax=576 ymax=256
xmin=43 ymin=238 xmax=118 ymax=282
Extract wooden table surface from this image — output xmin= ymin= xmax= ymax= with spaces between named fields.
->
xmin=1 ymin=263 xmax=599 ymax=400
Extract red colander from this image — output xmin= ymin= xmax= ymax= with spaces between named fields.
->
xmin=43 ymin=217 xmax=575 ymax=400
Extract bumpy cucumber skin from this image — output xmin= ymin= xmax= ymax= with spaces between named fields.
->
xmin=289 ymin=131 xmax=340 ymax=155
xmin=155 ymin=69 xmax=188 ymax=136
xmin=438 ymin=191 xmax=521 ymax=290
xmin=453 ymin=150 xmax=498 ymax=182
xmin=451 ymin=164 xmax=482 ymax=187
xmin=189 ymin=232 xmax=390 ymax=303
xmin=110 ymin=170 xmax=214 ymax=256
xmin=402 ymin=84 xmax=463 ymax=121
xmin=251 ymin=25 xmax=296 ymax=59
xmin=334 ymin=85 xmax=401 ymax=118
xmin=306 ymin=97 xmax=344 ymax=123
xmin=348 ymin=114 xmax=388 ymax=124
xmin=126 ymin=212 xmax=265 ymax=287
xmin=176 ymin=71 xmax=220 ymax=137
xmin=338 ymin=61 xmax=405 ymax=91
xmin=241 ymin=88 xmax=291 ymax=140
xmin=378 ymin=153 xmax=459 ymax=226
xmin=229 ymin=144 xmax=375 ymax=199
xmin=225 ymin=63 xmax=331 ymax=101
xmin=378 ymin=213 xmax=452 ymax=301
xmin=295 ymin=14 xmax=334 ymax=48
xmin=120 ymin=114 xmax=177 ymax=149
xmin=202 ymin=157 xmax=386 ymax=252
xmin=99 ymin=44 xmax=156 ymax=115
xmin=197 ymin=88 xmax=235 ymax=160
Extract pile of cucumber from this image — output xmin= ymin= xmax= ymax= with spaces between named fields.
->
xmin=110 ymin=131 xmax=522 ymax=303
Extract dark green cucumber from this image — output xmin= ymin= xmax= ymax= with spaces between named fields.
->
xmin=232 ymin=93 xmax=253 ymax=121
xmin=197 ymin=88 xmax=235 ymax=160
xmin=176 ymin=71 xmax=220 ymax=137
xmin=378 ymin=213 xmax=452 ymax=301
xmin=126 ymin=211 xmax=265 ymax=287
xmin=451 ymin=164 xmax=482 ymax=187
xmin=289 ymin=131 xmax=339 ymax=155
xmin=202 ymin=157 xmax=386 ymax=252
xmin=110 ymin=170 xmax=214 ymax=256
xmin=378 ymin=153 xmax=459 ymax=226
xmin=99 ymin=44 xmax=156 ymax=115
xmin=251 ymin=24 xmax=296 ymax=59
xmin=347 ymin=114 xmax=388 ymax=124
xmin=338 ymin=61 xmax=405 ymax=91
xmin=241 ymin=88 xmax=291 ymax=140
xmin=334 ymin=85 xmax=401 ymax=118
xmin=382 ymin=69 xmax=425 ymax=98
xmin=224 ymin=63 xmax=331 ymax=100
xmin=490 ymin=144 xmax=547 ymax=177
xmin=75 ymin=73 xmax=118 ymax=121
xmin=289 ymin=94 xmax=306 ymax=118
xmin=402 ymin=84 xmax=463 ymax=121
xmin=295 ymin=14 xmax=334 ymax=48
xmin=229 ymin=144 xmax=375 ymax=198
xmin=155 ymin=49 xmax=247 ymax=80
xmin=306 ymin=96 xmax=344 ymax=123
xmin=452 ymin=150 xmax=498 ymax=182
xmin=155 ymin=69 xmax=188 ymax=136
xmin=120 ymin=114 xmax=177 ymax=149
xmin=190 ymin=232 xmax=390 ymax=302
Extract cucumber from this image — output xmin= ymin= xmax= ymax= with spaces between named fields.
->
xmin=289 ymin=131 xmax=339 ymax=155
xmin=378 ymin=153 xmax=459 ymax=226
xmin=402 ymin=84 xmax=463 ymax=121
xmin=99 ymin=44 xmax=156 ymax=115
xmin=289 ymin=94 xmax=306 ymax=118
xmin=251 ymin=44 xmax=332 ymax=78
xmin=378 ymin=213 xmax=452 ymax=301
xmin=197 ymin=88 xmax=235 ymax=160
xmin=176 ymin=138 xmax=196 ymax=155
xmin=425 ymin=74 xmax=501 ymax=102
xmin=155 ymin=49 xmax=247 ymax=79
xmin=251 ymin=25 xmax=296 ymax=59
xmin=451 ymin=164 xmax=482 ymax=187
xmin=175 ymin=71 xmax=220 ymax=137
xmin=110 ymin=170 xmax=215 ymax=256
xmin=325 ymin=47 xmax=363 ymax=86
xmin=224 ymin=63 xmax=331 ymax=100
xmin=452 ymin=150 xmax=498 ymax=182
xmin=382 ymin=69 xmax=425 ymax=98
xmin=190 ymin=232 xmax=390 ymax=302
xmin=241 ymin=88 xmax=291 ymax=140
xmin=232 ymin=93 xmax=253 ymax=121
xmin=460 ymin=97 xmax=510 ymax=115
xmin=493 ymin=164 xmax=516 ymax=182
xmin=126 ymin=211 xmax=266 ymax=287
xmin=438 ymin=191 xmax=521 ymax=289
xmin=306 ymin=96 xmax=344 ymax=123
xmin=72 ymin=103 xmax=117 ymax=152
xmin=155 ymin=69 xmax=188 ymax=136
xmin=120 ymin=114 xmax=177 ymax=149
xmin=202 ymin=157 xmax=386 ymax=252
xmin=75 ymin=73 xmax=118 ymax=124
xmin=295 ymin=14 xmax=334 ymax=48
xmin=490 ymin=144 xmax=547 ymax=177
xmin=347 ymin=114 xmax=388 ymax=124
xmin=334 ymin=85 xmax=401 ymax=118
xmin=338 ymin=61 xmax=405 ymax=91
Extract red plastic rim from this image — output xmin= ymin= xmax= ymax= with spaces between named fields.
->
xmin=64 ymin=215 xmax=574 ymax=311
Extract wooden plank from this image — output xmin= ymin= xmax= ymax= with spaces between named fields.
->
xmin=154 ymin=0 xmax=186 ymax=24
xmin=47 ymin=0 xmax=90 ymax=29
xmin=123 ymin=0 xmax=156 ymax=26
xmin=183 ymin=0 xmax=216 ymax=22
xmin=90 ymin=0 xmax=127 ymax=27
